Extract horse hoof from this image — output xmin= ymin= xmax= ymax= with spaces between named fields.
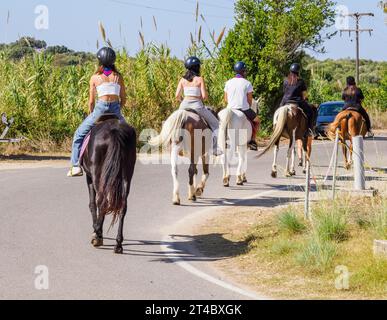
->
xmin=290 ymin=170 xmax=296 ymax=176
xmin=223 ymin=177 xmax=230 ymax=187
xmin=114 ymin=246 xmax=123 ymax=254
xmin=242 ymin=176 xmax=247 ymax=183
xmin=271 ymin=171 xmax=277 ymax=178
xmin=91 ymin=237 xmax=103 ymax=247
xmin=236 ymin=176 xmax=244 ymax=185
xmin=173 ymin=200 xmax=180 ymax=205
xmin=189 ymin=195 xmax=197 ymax=202
xmin=302 ymin=169 xmax=306 ymax=174
xmin=195 ymin=188 xmax=203 ymax=197
xmin=298 ymin=161 xmax=303 ymax=167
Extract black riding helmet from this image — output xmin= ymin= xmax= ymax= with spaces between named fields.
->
xmin=234 ymin=61 xmax=247 ymax=73
xmin=97 ymin=47 xmax=116 ymax=67
xmin=346 ymin=76 xmax=356 ymax=86
xmin=290 ymin=63 xmax=301 ymax=74
xmin=184 ymin=56 xmax=201 ymax=70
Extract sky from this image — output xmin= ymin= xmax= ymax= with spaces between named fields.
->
xmin=0 ymin=0 xmax=386 ymax=61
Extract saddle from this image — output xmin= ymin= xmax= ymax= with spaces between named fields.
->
xmin=183 ymin=108 xmax=211 ymax=128
xmin=79 ymin=113 xmax=120 ymax=164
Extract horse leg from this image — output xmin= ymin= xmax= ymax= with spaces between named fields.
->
xmin=348 ymin=137 xmax=353 ymax=167
xmin=87 ymin=175 xmax=98 ymax=235
xmin=285 ymin=137 xmax=294 ymax=177
xmin=91 ymin=210 xmax=105 ymax=247
xmin=242 ymin=144 xmax=248 ymax=183
xmin=188 ymin=163 xmax=197 ymax=201
xmin=196 ymin=154 xmax=209 ymax=196
xmin=236 ymin=145 xmax=247 ymax=185
xmin=342 ymin=140 xmax=349 ymax=170
xmin=222 ymin=151 xmax=230 ymax=187
xmin=114 ymin=202 xmax=127 ymax=254
xmin=297 ymin=139 xmax=303 ymax=166
xmin=171 ymin=144 xmax=180 ymax=205
xmin=302 ymin=137 xmax=308 ymax=174
xmin=271 ymin=142 xmax=279 ymax=178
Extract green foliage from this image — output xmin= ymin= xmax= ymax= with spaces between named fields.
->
xmin=219 ymin=0 xmax=336 ymax=129
xmin=278 ymin=208 xmax=306 ymax=234
xmin=296 ymin=233 xmax=337 ymax=272
xmin=313 ymin=204 xmax=349 ymax=242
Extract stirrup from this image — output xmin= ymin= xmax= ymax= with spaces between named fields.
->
xmin=248 ymin=140 xmax=258 ymax=151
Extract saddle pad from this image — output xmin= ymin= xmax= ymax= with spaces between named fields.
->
xmin=79 ymin=132 xmax=91 ymax=164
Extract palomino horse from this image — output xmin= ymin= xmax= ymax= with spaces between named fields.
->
xmin=327 ymin=109 xmax=367 ymax=170
xmin=218 ymin=100 xmax=258 ymax=186
xmin=149 ymin=109 xmax=212 ymax=205
xmin=82 ymin=115 xmax=136 ymax=254
xmin=257 ymin=104 xmax=308 ymax=177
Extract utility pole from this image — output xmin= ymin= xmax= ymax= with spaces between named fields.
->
xmin=340 ymin=12 xmax=374 ymax=83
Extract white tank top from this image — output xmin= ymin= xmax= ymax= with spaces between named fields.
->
xmin=96 ymin=75 xmax=121 ymax=98
xmin=184 ymin=86 xmax=201 ymax=97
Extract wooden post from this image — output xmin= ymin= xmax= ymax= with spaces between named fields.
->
xmin=353 ymin=135 xmax=365 ymax=190
xmin=304 ymin=160 xmax=311 ymax=220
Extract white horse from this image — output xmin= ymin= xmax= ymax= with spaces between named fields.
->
xmin=149 ymin=109 xmax=212 ymax=205
xmin=218 ymin=100 xmax=258 ymax=186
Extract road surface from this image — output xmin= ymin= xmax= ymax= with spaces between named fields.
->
xmin=0 ymin=136 xmax=386 ymax=299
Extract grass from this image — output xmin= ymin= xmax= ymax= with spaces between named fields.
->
xmin=195 ymin=197 xmax=387 ymax=299
xmin=278 ymin=207 xmax=306 ymax=234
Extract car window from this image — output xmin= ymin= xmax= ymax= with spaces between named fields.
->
xmin=318 ymin=104 xmax=343 ymax=116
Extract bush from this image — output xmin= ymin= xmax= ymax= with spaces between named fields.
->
xmin=271 ymin=239 xmax=297 ymax=256
xmin=296 ymin=234 xmax=337 ymax=272
xmin=278 ymin=208 xmax=306 ymax=234
xmin=313 ymin=205 xmax=349 ymax=242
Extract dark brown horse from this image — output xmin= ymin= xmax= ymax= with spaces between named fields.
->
xmin=327 ymin=110 xmax=366 ymax=170
xmin=82 ymin=115 xmax=136 ymax=254
xmin=149 ymin=109 xmax=212 ymax=205
xmin=257 ymin=104 xmax=308 ymax=177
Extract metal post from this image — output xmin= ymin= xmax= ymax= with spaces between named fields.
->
xmin=332 ymin=129 xmax=339 ymax=200
xmin=353 ymin=135 xmax=365 ymax=190
xmin=304 ymin=160 xmax=311 ymax=220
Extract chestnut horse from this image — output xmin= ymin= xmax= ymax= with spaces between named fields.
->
xmin=82 ymin=115 xmax=136 ymax=254
xmin=257 ymin=104 xmax=309 ymax=177
xmin=327 ymin=110 xmax=366 ymax=170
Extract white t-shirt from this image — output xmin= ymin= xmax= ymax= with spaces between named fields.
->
xmin=224 ymin=77 xmax=253 ymax=111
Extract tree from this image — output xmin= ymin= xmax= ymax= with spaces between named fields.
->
xmin=220 ymin=0 xmax=336 ymax=129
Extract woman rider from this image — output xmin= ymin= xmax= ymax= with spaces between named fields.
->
xmin=175 ymin=56 xmax=222 ymax=156
xmin=280 ymin=63 xmax=314 ymax=135
xmin=342 ymin=76 xmax=372 ymax=135
xmin=67 ymin=47 xmax=126 ymax=177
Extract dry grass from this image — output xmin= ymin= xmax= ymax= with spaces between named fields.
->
xmin=193 ymin=197 xmax=387 ymax=299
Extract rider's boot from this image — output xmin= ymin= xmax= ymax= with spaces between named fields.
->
xmin=67 ymin=166 xmax=83 ymax=177
xmin=248 ymin=119 xmax=259 ymax=151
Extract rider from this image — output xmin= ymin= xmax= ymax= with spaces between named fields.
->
xmin=176 ymin=56 xmax=222 ymax=156
xmin=342 ymin=76 xmax=372 ymax=134
xmin=67 ymin=47 xmax=126 ymax=177
xmin=280 ymin=63 xmax=314 ymax=135
xmin=224 ymin=61 xmax=259 ymax=151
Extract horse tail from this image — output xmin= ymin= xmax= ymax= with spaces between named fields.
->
xmin=97 ymin=125 xmax=136 ymax=225
xmin=256 ymin=106 xmax=288 ymax=158
xmin=149 ymin=109 xmax=189 ymax=146
xmin=327 ymin=111 xmax=352 ymax=140
xmin=218 ymin=108 xmax=233 ymax=150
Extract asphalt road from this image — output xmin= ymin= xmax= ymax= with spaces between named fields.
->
xmin=0 ymin=136 xmax=386 ymax=299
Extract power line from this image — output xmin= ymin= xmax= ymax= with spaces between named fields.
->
xmin=181 ymin=0 xmax=233 ymax=10
xmin=339 ymin=12 xmax=374 ymax=83
xmin=108 ymin=0 xmax=232 ymax=19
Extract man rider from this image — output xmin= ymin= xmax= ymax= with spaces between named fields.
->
xmin=224 ymin=61 xmax=259 ymax=151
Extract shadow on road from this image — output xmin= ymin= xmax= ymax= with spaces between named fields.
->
xmin=0 ymin=154 xmax=69 ymax=161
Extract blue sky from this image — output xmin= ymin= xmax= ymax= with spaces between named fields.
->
xmin=1 ymin=0 xmax=386 ymax=61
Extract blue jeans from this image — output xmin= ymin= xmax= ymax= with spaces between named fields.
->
xmin=70 ymin=100 xmax=124 ymax=166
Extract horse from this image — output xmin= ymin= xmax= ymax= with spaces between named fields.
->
xmin=149 ymin=109 xmax=212 ymax=205
xmin=82 ymin=115 xmax=136 ymax=254
xmin=218 ymin=100 xmax=259 ymax=186
xmin=257 ymin=103 xmax=308 ymax=177
xmin=326 ymin=109 xmax=367 ymax=170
